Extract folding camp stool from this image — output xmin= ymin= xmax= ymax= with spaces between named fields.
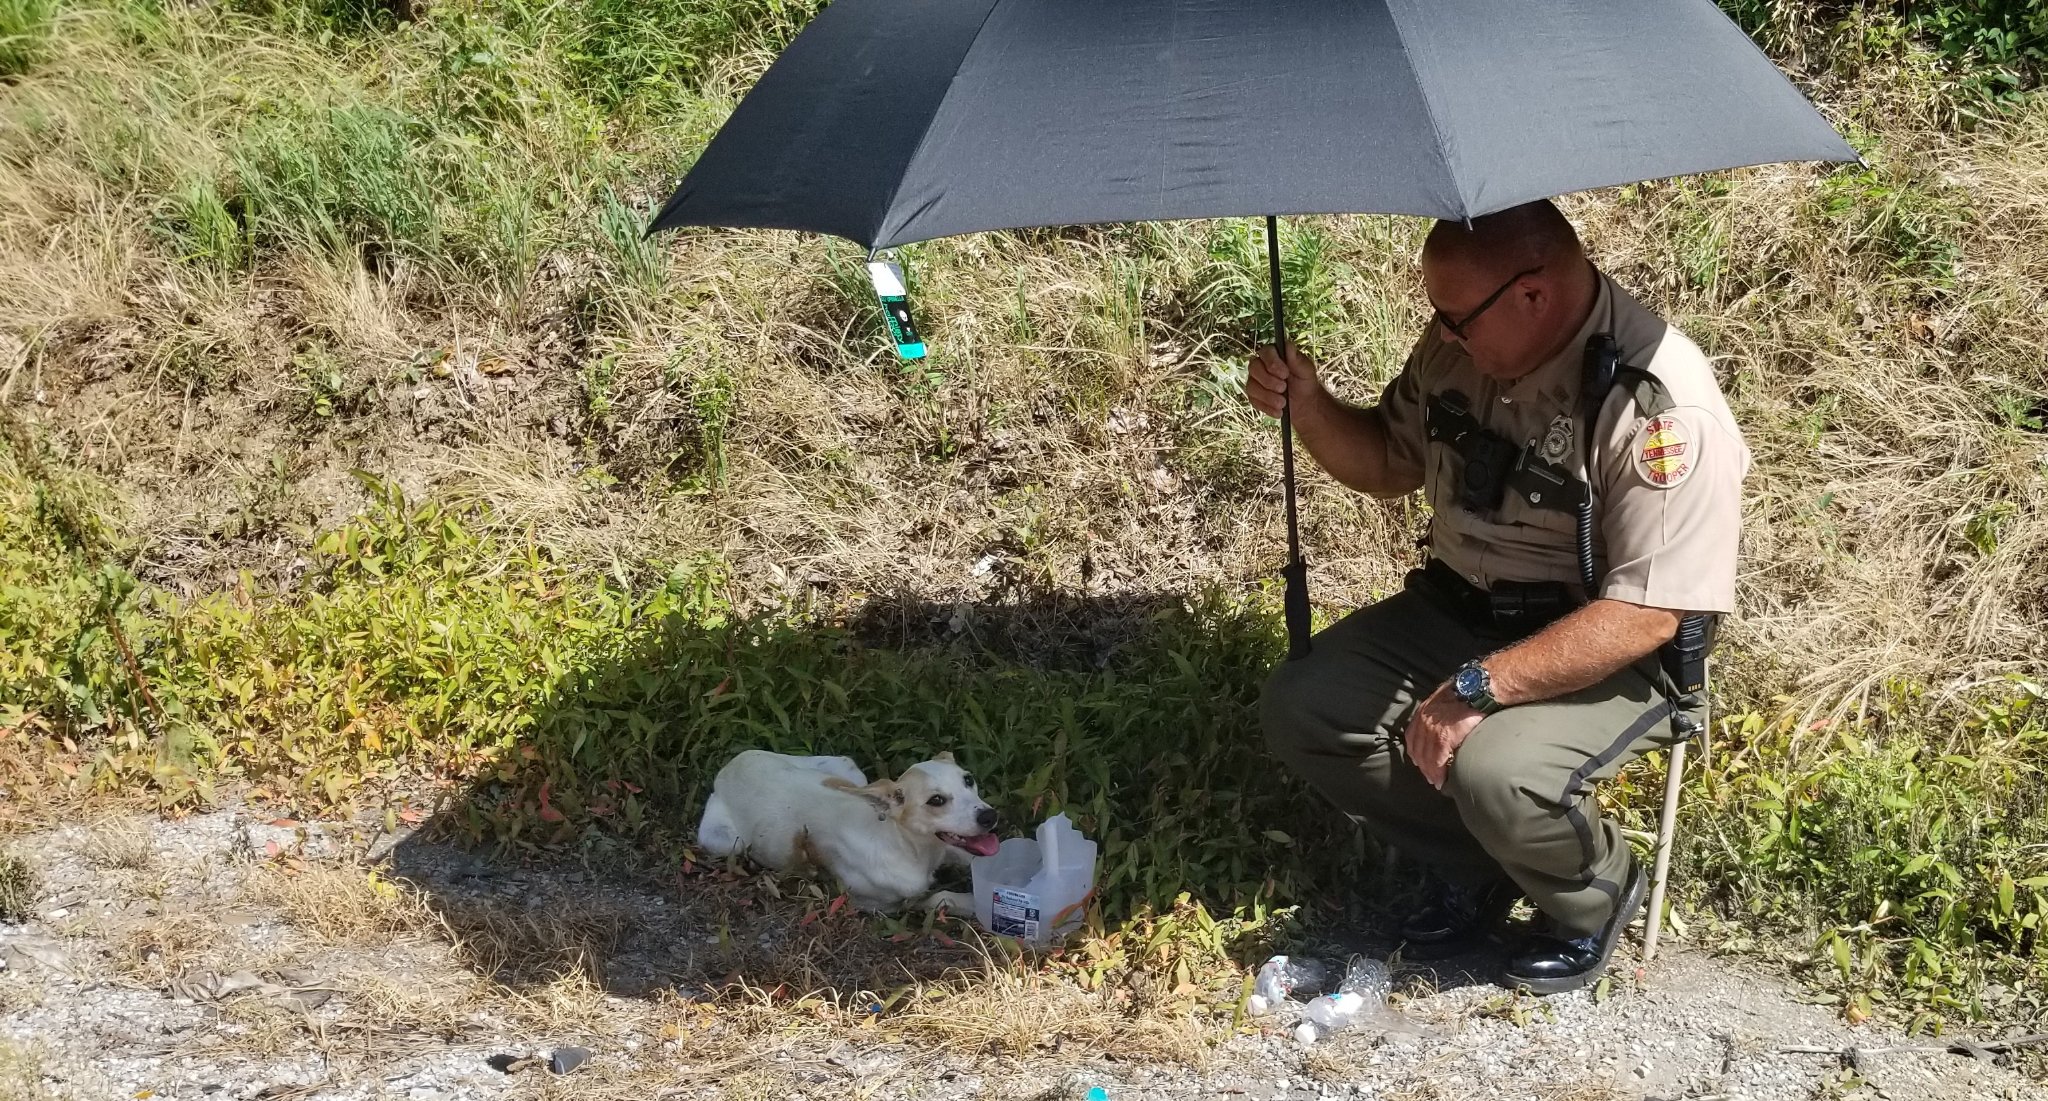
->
xmin=1634 ymin=701 xmax=1710 ymax=965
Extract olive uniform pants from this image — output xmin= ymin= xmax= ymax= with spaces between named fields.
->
xmin=1260 ymin=567 xmax=1698 ymax=936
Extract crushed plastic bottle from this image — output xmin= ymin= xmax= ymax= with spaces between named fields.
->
xmin=1248 ymin=955 xmax=1330 ymax=1016
xmin=1293 ymin=957 xmax=1392 ymax=1044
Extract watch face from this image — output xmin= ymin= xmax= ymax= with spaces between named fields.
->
xmin=1455 ymin=666 xmax=1485 ymax=698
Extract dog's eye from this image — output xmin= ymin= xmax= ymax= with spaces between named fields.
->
xmin=927 ymin=794 xmax=949 ymax=808
xmin=961 ymin=773 xmax=976 ymax=788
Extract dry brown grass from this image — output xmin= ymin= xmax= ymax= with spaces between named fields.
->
xmin=242 ymin=860 xmax=430 ymax=946
xmin=210 ymin=998 xmax=320 ymax=1059
xmin=888 ymin=957 xmax=1211 ymax=1067
xmin=109 ymin=911 xmax=220 ymax=986
xmin=0 ymin=1039 xmax=54 ymax=1101
xmin=428 ymin=892 xmax=631 ymax=989
xmin=339 ymin=967 xmax=493 ymax=1037
xmin=80 ymin=817 xmax=154 ymax=871
xmin=0 ymin=850 xmax=37 ymax=923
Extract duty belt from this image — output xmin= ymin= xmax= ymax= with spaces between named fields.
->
xmin=1417 ymin=559 xmax=1582 ymax=634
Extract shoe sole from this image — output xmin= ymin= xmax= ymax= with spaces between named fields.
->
xmin=1506 ymin=861 xmax=1648 ymax=996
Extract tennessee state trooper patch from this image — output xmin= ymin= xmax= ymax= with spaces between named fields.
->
xmin=1634 ymin=415 xmax=1694 ymax=488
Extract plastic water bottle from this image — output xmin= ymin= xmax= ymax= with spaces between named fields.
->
xmin=1295 ymin=957 xmax=1391 ymax=1043
xmin=1248 ymin=955 xmax=1329 ymax=1016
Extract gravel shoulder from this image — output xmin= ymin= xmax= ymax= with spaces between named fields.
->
xmin=2 ymin=802 xmax=2042 ymax=1101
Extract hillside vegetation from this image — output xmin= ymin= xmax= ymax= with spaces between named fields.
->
xmin=2 ymin=0 xmax=2045 ymax=1033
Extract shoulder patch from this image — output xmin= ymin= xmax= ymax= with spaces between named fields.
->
xmin=1633 ymin=415 xmax=1694 ymax=488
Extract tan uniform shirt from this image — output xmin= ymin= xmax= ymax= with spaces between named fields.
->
xmin=1365 ymin=270 xmax=1748 ymax=615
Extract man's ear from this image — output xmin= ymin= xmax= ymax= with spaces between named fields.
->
xmin=825 ymin=776 xmax=903 ymax=818
xmin=933 ymin=751 xmax=956 ymax=764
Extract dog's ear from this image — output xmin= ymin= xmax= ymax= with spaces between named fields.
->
xmin=825 ymin=776 xmax=903 ymax=818
xmin=933 ymin=751 xmax=955 ymax=764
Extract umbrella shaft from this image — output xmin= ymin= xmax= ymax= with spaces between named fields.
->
xmin=1267 ymin=216 xmax=1302 ymax=569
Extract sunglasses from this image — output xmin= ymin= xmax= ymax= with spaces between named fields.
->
xmin=1433 ymin=265 xmax=1544 ymax=341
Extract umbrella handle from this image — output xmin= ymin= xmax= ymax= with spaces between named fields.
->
xmin=1266 ymin=215 xmax=1312 ymax=660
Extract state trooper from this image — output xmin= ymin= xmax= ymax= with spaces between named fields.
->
xmin=1247 ymin=200 xmax=1744 ymax=993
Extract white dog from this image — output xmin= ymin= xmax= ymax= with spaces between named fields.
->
xmin=696 ymin=750 xmax=999 ymax=912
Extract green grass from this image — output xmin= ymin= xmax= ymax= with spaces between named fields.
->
xmin=234 ymin=103 xmax=438 ymax=264
xmin=556 ymin=0 xmax=819 ymax=112
xmin=1667 ymin=697 xmax=2048 ymax=1027
xmin=0 ymin=0 xmax=56 ymax=77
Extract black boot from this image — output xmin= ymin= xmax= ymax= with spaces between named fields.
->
xmin=1503 ymin=854 xmax=1647 ymax=994
xmin=1397 ymin=876 xmax=1519 ymax=958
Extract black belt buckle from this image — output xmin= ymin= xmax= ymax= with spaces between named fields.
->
xmin=1418 ymin=560 xmax=1489 ymax=622
xmin=1489 ymin=580 xmax=1572 ymax=629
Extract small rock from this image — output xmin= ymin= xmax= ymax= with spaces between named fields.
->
xmin=2 ymin=939 xmax=68 ymax=973
xmin=549 ymin=1047 xmax=592 ymax=1075
xmin=282 ymin=989 xmax=333 ymax=1011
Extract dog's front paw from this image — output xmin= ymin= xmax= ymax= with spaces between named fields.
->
xmin=920 ymin=889 xmax=976 ymax=915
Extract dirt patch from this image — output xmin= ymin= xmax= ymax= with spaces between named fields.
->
xmin=2 ymin=802 xmax=2042 ymax=1100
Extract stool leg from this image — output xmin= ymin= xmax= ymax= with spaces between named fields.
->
xmin=1642 ymin=739 xmax=1687 ymax=964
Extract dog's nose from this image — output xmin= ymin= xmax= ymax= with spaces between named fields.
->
xmin=975 ymin=807 xmax=999 ymax=831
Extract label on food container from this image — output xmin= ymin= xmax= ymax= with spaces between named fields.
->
xmin=989 ymin=888 xmax=1041 ymax=939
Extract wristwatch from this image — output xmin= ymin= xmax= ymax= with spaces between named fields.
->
xmin=1450 ymin=660 xmax=1503 ymax=715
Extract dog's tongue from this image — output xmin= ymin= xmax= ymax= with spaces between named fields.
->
xmin=963 ymin=832 xmax=1001 ymax=858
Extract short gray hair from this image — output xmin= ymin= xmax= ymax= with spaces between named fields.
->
xmin=1425 ymin=200 xmax=1583 ymax=275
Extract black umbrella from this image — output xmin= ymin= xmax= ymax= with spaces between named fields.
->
xmin=649 ymin=0 xmax=1856 ymax=657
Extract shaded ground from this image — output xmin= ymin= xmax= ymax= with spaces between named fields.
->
xmin=3 ymin=802 xmax=2043 ymax=1100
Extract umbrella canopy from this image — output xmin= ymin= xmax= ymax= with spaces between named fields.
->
xmin=650 ymin=0 xmax=1856 ymax=248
